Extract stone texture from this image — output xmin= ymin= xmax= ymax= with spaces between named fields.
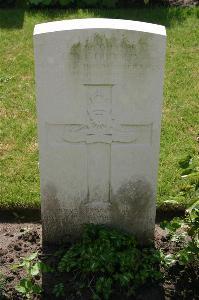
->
xmin=34 ymin=18 xmax=166 ymax=244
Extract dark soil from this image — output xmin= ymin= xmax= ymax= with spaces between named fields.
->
xmin=0 ymin=222 xmax=198 ymax=300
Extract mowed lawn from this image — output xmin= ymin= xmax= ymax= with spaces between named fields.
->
xmin=0 ymin=7 xmax=198 ymax=209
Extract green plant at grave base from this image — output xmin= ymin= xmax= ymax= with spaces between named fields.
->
xmin=56 ymin=224 xmax=162 ymax=300
xmin=13 ymin=252 xmax=52 ymax=299
xmin=160 ymin=200 xmax=199 ymax=267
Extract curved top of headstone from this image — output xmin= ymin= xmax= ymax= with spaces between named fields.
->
xmin=34 ymin=18 xmax=166 ymax=37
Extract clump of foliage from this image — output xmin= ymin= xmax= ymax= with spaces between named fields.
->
xmin=178 ymin=154 xmax=199 ymax=207
xmin=55 ymin=224 xmax=162 ymax=299
xmin=0 ymin=272 xmax=6 ymax=299
xmin=53 ymin=282 xmax=65 ymax=298
xmin=161 ymin=200 xmax=199 ymax=267
xmin=162 ymin=153 xmax=199 ymax=208
xmin=26 ymin=0 xmax=118 ymax=7
xmin=13 ymin=252 xmax=51 ymax=299
xmin=179 ymin=154 xmax=199 ymax=178
xmin=26 ymin=0 xmax=156 ymax=8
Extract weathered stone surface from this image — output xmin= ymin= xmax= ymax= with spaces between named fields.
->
xmin=34 ymin=18 xmax=166 ymax=244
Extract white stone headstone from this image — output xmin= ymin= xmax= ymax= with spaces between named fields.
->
xmin=34 ymin=18 xmax=166 ymax=244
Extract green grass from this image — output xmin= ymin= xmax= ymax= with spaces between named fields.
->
xmin=0 ymin=7 xmax=198 ymax=209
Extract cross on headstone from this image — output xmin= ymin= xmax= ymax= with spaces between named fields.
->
xmin=47 ymin=84 xmax=152 ymax=214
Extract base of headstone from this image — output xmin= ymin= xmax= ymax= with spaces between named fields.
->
xmin=83 ymin=201 xmax=111 ymax=225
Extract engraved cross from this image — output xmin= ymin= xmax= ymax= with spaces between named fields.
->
xmin=47 ymin=84 xmax=152 ymax=221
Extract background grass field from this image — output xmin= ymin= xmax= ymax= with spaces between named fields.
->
xmin=0 ymin=7 xmax=198 ymax=209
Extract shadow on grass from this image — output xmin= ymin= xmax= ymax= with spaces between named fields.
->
xmin=0 ymin=8 xmax=25 ymax=29
xmin=30 ymin=6 xmax=196 ymax=28
xmin=0 ymin=0 xmax=26 ymax=28
xmin=0 ymin=6 xmax=197 ymax=29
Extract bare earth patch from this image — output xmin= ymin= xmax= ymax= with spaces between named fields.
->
xmin=0 ymin=222 xmax=198 ymax=299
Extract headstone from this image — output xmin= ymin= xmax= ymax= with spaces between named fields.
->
xmin=34 ymin=18 xmax=166 ymax=244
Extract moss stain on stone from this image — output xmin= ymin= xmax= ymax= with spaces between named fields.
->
xmin=120 ymin=35 xmax=136 ymax=65
xmin=137 ymin=35 xmax=151 ymax=68
xmin=69 ymin=41 xmax=81 ymax=69
xmin=69 ymin=34 xmax=117 ymax=70
xmin=69 ymin=32 xmax=150 ymax=73
xmin=110 ymin=178 xmax=154 ymax=243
